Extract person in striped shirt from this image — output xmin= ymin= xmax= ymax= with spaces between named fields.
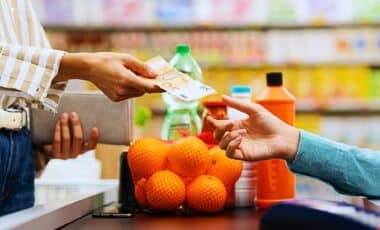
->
xmin=0 ymin=0 xmax=161 ymax=215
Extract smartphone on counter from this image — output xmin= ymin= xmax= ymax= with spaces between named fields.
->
xmin=92 ymin=202 xmax=138 ymax=218
xmin=30 ymin=92 xmax=134 ymax=145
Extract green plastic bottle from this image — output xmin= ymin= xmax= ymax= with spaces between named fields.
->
xmin=161 ymin=44 xmax=202 ymax=140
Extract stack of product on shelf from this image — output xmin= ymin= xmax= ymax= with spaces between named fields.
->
xmin=33 ymin=0 xmax=380 ymax=27
xmin=46 ymin=29 xmax=380 ymax=67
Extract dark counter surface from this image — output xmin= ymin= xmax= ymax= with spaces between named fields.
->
xmin=64 ymin=208 xmax=262 ymax=230
xmin=63 ymin=176 xmax=380 ymax=230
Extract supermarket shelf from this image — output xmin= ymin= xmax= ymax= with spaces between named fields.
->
xmin=296 ymin=109 xmax=380 ymax=116
xmin=150 ymin=108 xmax=380 ymax=117
xmin=202 ymin=63 xmax=380 ymax=69
xmin=296 ymin=99 xmax=380 ymax=115
xmin=147 ymin=99 xmax=380 ymax=116
xmin=44 ymin=23 xmax=380 ymax=32
xmin=44 ymin=27 xmax=380 ymax=68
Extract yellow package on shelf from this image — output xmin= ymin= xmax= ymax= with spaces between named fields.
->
xmin=296 ymin=114 xmax=322 ymax=134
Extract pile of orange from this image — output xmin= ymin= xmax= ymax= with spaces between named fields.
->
xmin=127 ymin=136 xmax=243 ymax=213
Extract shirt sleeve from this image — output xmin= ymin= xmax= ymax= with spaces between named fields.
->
xmin=287 ymin=130 xmax=380 ymax=198
xmin=0 ymin=43 xmax=65 ymax=112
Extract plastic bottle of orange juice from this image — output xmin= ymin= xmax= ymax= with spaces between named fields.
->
xmin=255 ymin=72 xmax=296 ymax=209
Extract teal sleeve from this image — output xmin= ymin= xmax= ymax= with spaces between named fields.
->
xmin=287 ymin=130 xmax=380 ymax=198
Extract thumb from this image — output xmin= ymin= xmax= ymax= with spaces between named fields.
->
xmin=207 ymin=116 xmax=233 ymax=130
xmin=42 ymin=144 xmax=54 ymax=158
xmin=207 ymin=116 xmax=234 ymax=142
xmin=206 ymin=116 xmax=218 ymax=129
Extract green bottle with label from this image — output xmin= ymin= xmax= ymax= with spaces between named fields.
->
xmin=161 ymin=44 xmax=202 ymax=140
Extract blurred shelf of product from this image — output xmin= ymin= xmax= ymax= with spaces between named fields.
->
xmin=34 ymin=0 xmax=380 ymax=67
xmin=32 ymin=0 xmax=380 ymax=27
xmin=45 ymin=28 xmax=380 ymax=67
xmin=296 ymin=114 xmax=380 ymax=150
xmin=133 ymin=66 xmax=380 ymax=111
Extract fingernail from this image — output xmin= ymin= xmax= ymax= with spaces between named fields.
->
xmin=61 ymin=113 xmax=68 ymax=120
xmin=237 ymin=129 xmax=247 ymax=134
xmin=148 ymin=69 xmax=157 ymax=76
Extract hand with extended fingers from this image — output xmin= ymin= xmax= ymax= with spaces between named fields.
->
xmin=42 ymin=112 xmax=99 ymax=159
xmin=207 ymin=95 xmax=300 ymax=162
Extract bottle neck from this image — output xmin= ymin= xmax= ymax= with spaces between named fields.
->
xmin=177 ymin=52 xmax=189 ymax=56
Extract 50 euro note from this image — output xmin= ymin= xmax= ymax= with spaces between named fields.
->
xmin=145 ymin=56 xmax=217 ymax=101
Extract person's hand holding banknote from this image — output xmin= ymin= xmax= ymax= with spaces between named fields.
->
xmin=146 ymin=56 xmax=217 ymax=101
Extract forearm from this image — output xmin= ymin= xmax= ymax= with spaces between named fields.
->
xmin=287 ymin=130 xmax=380 ymax=198
xmin=54 ymin=52 xmax=93 ymax=82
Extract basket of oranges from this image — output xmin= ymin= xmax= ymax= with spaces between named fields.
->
xmin=127 ymin=136 xmax=243 ymax=214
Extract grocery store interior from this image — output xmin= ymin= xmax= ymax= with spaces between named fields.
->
xmin=32 ymin=0 xmax=380 ymax=180
xmin=2 ymin=0 xmax=380 ymax=228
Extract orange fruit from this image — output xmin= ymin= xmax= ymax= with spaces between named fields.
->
xmin=167 ymin=136 xmax=211 ymax=177
xmin=207 ymin=147 xmax=243 ymax=187
xmin=134 ymin=178 xmax=148 ymax=207
xmin=145 ymin=170 xmax=186 ymax=211
xmin=127 ymin=137 xmax=168 ymax=179
xmin=186 ymin=175 xmax=227 ymax=213
xmin=209 ymin=147 xmax=225 ymax=161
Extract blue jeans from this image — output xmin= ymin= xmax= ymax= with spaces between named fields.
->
xmin=0 ymin=128 xmax=34 ymax=216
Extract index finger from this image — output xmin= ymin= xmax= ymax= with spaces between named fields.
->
xmin=122 ymin=54 xmax=157 ymax=78
xmin=207 ymin=116 xmax=234 ymax=142
xmin=222 ymin=95 xmax=259 ymax=115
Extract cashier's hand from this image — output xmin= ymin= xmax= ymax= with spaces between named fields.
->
xmin=55 ymin=52 xmax=164 ymax=102
xmin=42 ymin=112 xmax=99 ymax=159
xmin=207 ymin=96 xmax=300 ymax=162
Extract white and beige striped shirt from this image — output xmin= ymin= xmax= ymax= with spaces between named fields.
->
xmin=0 ymin=0 xmax=66 ymax=112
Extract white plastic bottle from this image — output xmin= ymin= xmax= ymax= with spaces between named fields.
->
xmin=228 ymin=86 xmax=256 ymax=208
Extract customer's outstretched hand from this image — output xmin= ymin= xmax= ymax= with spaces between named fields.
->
xmin=207 ymin=96 xmax=300 ymax=162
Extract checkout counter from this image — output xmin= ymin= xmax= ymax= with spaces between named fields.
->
xmin=1 ymin=175 xmax=379 ymax=229
xmin=0 ymin=180 xmax=118 ymax=229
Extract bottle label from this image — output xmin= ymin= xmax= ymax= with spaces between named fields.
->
xmin=146 ymin=56 xmax=217 ymax=101
xmin=168 ymin=123 xmax=190 ymax=140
